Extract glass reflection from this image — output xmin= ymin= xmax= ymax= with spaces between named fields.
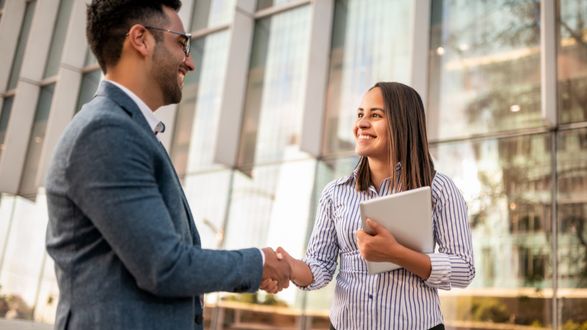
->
xmin=0 ymin=97 xmax=13 ymax=160
xmin=256 ymin=0 xmax=296 ymax=11
xmin=75 ymin=70 xmax=101 ymax=113
xmin=223 ymin=160 xmax=316 ymax=312
xmin=323 ymin=0 xmax=413 ymax=156
xmin=170 ymin=32 xmax=229 ymax=178
xmin=43 ymin=0 xmax=74 ymax=78
xmin=431 ymin=133 xmax=553 ymax=328
xmin=557 ymin=128 xmax=587 ymax=328
xmin=189 ymin=0 xmax=235 ymax=32
xmin=237 ymin=6 xmax=310 ymax=167
xmin=7 ymin=0 xmax=36 ymax=91
xmin=558 ymin=0 xmax=587 ymax=124
xmin=0 ymin=195 xmax=48 ymax=321
xmin=428 ymin=0 xmax=545 ymax=140
xmin=183 ymin=170 xmax=232 ymax=249
xmin=19 ymin=84 xmax=55 ymax=199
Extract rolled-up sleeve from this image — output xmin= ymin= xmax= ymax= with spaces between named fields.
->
xmin=425 ymin=175 xmax=475 ymax=290
xmin=300 ymin=183 xmax=340 ymax=290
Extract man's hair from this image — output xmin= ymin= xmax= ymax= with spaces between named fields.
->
xmin=355 ymin=82 xmax=435 ymax=192
xmin=87 ymin=0 xmax=182 ymax=73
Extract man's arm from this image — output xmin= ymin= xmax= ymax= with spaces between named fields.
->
xmin=67 ymin=120 xmax=264 ymax=296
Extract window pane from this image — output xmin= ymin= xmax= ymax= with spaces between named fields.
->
xmin=323 ymin=0 xmax=413 ymax=156
xmin=0 ymin=195 xmax=48 ymax=321
xmin=428 ymin=0 xmax=544 ymax=140
xmin=0 ymin=194 xmax=16 ymax=272
xmin=75 ymin=69 xmax=101 ymax=112
xmin=557 ymin=128 xmax=587 ymax=327
xmin=237 ymin=6 xmax=310 ymax=167
xmin=0 ymin=96 xmax=14 ymax=160
xmin=43 ymin=0 xmax=74 ymax=78
xmin=170 ymin=32 xmax=229 ymax=178
xmin=222 ymin=160 xmax=316 ymax=313
xmin=183 ymin=170 xmax=232 ymax=249
xmin=256 ymin=0 xmax=296 ymax=11
xmin=558 ymin=0 xmax=587 ymax=124
xmin=84 ymin=48 xmax=98 ymax=67
xmin=190 ymin=0 xmax=235 ymax=32
xmin=7 ymin=0 xmax=36 ymax=91
xmin=19 ymin=84 xmax=55 ymax=199
xmin=431 ymin=133 xmax=553 ymax=328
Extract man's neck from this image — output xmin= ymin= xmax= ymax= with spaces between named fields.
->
xmin=105 ymin=71 xmax=162 ymax=111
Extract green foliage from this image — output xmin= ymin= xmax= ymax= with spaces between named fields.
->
xmin=563 ymin=320 xmax=587 ymax=330
xmin=470 ymin=297 xmax=510 ymax=323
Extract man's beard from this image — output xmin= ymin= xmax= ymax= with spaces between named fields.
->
xmin=152 ymin=45 xmax=182 ymax=105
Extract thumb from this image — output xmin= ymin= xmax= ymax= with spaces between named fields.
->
xmin=365 ymin=218 xmax=384 ymax=233
xmin=276 ymin=246 xmax=290 ymax=260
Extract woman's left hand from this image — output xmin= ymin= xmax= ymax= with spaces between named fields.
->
xmin=356 ymin=218 xmax=401 ymax=262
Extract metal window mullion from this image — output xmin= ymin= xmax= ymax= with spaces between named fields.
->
xmin=0 ymin=0 xmax=60 ymax=194
xmin=213 ymin=0 xmax=257 ymax=168
xmin=541 ymin=0 xmax=558 ymax=127
xmin=541 ymin=0 xmax=559 ymax=328
xmin=410 ymin=0 xmax=431 ymax=111
xmin=299 ymin=0 xmax=334 ymax=158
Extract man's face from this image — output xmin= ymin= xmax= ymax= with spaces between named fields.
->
xmin=151 ymin=7 xmax=194 ymax=105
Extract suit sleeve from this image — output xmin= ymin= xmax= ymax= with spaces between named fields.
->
xmin=66 ymin=119 xmax=263 ymax=297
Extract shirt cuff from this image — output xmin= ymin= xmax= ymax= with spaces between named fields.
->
xmin=425 ymin=253 xmax=451 ymax=288
xmin=258 ymin=248 xmax=265 ymax=265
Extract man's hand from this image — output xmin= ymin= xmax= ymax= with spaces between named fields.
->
xmin=356 ymin=218 xmax=400 ymax=262
xmin=261 ymin=247 xmax=291 ymax=292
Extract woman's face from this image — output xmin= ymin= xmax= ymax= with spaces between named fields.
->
xmin=353 ymin=87 xmax=390 ymax=160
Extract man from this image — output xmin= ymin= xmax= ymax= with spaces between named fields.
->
xmin=45 ymin=1 xmax=290 ymax=329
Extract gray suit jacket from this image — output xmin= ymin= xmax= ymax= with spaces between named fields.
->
xmin=46 ymin=81 xmax=263 ymax=330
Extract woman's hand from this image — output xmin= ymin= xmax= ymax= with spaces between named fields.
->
xmin=356 ymin=218 xmax=432 ymax=279
xmin=275 ymin=246 xmax=314 ymax=287
xmin=356 ymin=218 xmax=401 ymax=262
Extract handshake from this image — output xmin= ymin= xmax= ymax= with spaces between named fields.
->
xmin=260 ymin=246 xmax=301 ymax=294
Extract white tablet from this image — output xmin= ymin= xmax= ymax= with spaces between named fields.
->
xmin=359 ymin=186 xmax=433 ymax=274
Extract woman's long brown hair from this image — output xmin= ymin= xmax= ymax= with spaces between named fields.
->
xmin=356 ymin=82 xmax=435 ymax=192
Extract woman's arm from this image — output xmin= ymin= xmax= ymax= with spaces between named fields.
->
xmin=277 ymin=247 xmax=313 ymax=286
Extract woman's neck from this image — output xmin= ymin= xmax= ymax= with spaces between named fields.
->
xmin=367 ymin=157 xmax=392 ymax=191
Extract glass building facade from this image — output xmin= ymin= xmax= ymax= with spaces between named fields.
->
xmin=0 ymin=0 xmax=585 ymax=329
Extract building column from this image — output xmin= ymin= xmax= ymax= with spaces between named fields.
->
xmin=0 ymin=0 xmax=60 ymax=194
xmin=213 ymin=0 xmax=257 ymax=167
xmin=299 ymin=0 xmax=334 ymax=158
xmin=35 ymin=0 xmax=87 ymax=188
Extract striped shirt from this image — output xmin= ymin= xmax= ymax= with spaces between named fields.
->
xmin=300 ymin=171 xmax=475 ymax=330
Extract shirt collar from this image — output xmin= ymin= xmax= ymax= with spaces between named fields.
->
xmin=336 ymin=162 xmax=402 ymax=186
xmin=105 ymin=79 xmax=164 ymax=135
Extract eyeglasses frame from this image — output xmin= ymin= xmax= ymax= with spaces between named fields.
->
xmin=143 ymin=25 xmax=192 ymax=57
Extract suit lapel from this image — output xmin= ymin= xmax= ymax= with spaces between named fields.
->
xmin=96 ymin=81 xmax=201 ymax=246
xmin=95 ymin=81 xmax=154 ymax=137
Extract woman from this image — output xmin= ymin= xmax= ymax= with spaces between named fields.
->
xmin=264 ymin=82 xmax=475 ymax=330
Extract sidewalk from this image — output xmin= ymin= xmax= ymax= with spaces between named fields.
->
xmin=0 ymin=319 xmax=52 ymax=330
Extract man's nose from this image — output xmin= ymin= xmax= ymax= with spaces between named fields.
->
xmin=184 ymin=54 xmax=196 ymax=71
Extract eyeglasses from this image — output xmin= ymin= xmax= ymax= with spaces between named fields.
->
xmin=143 ymin=25 xmax=192 ymax=57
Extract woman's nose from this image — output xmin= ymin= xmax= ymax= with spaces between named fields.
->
xmin=357 ymin=116 xmax=370 ymax=128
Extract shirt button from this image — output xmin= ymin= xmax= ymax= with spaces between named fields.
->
xmin=368 ymin=294 xmax=373 ymax=299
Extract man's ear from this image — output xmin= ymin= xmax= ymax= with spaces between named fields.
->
xmin=125 ymin=24 xmax=152 ymax=57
